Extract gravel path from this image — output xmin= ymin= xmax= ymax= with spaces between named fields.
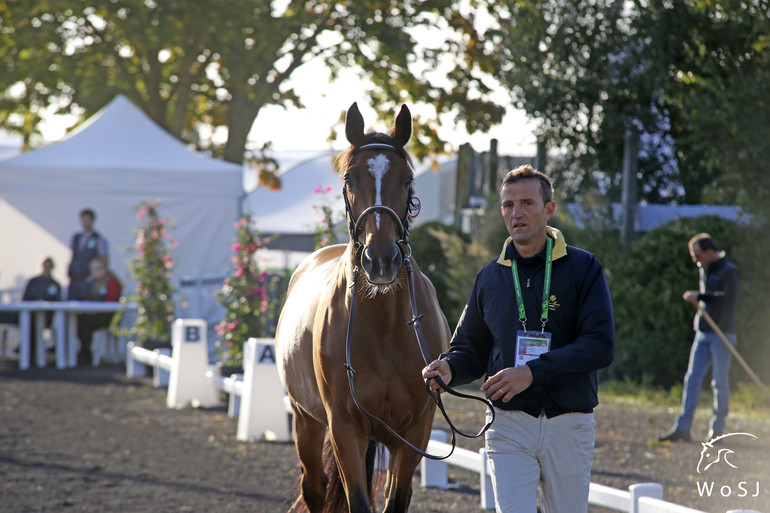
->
xmin=1 ymin=363 xmax=768 ymax=512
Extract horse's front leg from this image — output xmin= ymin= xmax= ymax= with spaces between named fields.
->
xmin=329 ymin=418 xmax=375 ymax=513
xmin=381 ymin=429 xmax=431 ymax=513
xmin=293 ymin=408 xmax=328 ymax=513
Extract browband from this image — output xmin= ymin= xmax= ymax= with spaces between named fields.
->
xmin=353 ymin=142 xmax=400 ymax=153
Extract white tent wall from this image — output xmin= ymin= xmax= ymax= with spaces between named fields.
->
xmin=0 ymin=95 xmax=243 ymax=335
xmin=0 ymin=192 xmax=238 ymax=298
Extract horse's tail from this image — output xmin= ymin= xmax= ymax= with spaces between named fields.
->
xmin=321 ymin=436 xmax=382 ymax=512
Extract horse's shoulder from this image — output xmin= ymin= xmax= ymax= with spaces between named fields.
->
xmin=311 ymin=244 xmax=348 ymax=264
xmin=287 ymin=244 xmax=347 ymax=290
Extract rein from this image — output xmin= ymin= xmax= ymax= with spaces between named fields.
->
xmin=342 ymin=143 xmax=495 ymax=460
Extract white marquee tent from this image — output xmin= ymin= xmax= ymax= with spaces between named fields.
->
xmin=0 ymin=95 xmax=243 ymax=323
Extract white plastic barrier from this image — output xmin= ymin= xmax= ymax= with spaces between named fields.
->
xmin=123 ymin=325 xmax=294 ymax=443
xmin=126 ymin=343 xmax=172 ymax=387
xmin=166 ymin=319 xmax=220 ymax=409
xmin=420 ymin=429 xmax=495 ymax=509
xmin=421 ymin=430 xmax=751 ymax=513
xmin=205 ymin=371 xmax=244 ymax=416
xmin=235 ymin=338 xmax=291 ymax=442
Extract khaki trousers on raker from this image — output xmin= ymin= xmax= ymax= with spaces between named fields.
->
xmin=485 ymin=409 xmax=595 ymax=513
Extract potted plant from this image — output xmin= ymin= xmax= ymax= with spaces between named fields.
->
xmin=214 ymin=213 xmax=281 ymax=372
xmin=112 ymin=200 xmax=176 ymax=349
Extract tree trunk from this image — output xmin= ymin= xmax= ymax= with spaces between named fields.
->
xmin=223 ymin=92 xmax=261 ymax=165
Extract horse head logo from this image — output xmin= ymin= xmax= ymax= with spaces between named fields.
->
xmin=696 ymin=432 xmax=758 ymax=473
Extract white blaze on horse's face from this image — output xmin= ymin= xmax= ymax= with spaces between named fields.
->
xmin=367 ymin=154 xmax=389 ymax=230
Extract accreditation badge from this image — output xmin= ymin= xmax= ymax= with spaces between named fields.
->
xmin=514 ymin=330 xmax=552 ymax=366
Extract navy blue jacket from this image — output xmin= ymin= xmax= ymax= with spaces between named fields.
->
xmin=695 ymin=256 xmax=740 ymax=334
xmin=441 ymin=227 xmax=615 ymax=418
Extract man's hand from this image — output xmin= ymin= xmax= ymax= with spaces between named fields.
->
xmin=481 ymin=365 xmax=533 ymax=403
xmin=422 ymin=359 xmax=452 ymax=393
xmin=683 ymin=290 xmax=699 ymax=305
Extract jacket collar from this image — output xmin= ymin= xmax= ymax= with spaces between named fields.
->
xmin=496 ymin=226 xmax=568 ymax=267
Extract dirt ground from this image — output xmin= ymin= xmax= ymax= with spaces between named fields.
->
xmin=1 ymin=362 xmax=769 ymax=513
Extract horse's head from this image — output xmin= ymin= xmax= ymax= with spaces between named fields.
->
xmin=335 ymin=102 xmax=415 ymax=291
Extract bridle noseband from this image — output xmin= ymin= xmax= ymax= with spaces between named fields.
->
xmin=342 ymin=141 xmax=494 ymax=461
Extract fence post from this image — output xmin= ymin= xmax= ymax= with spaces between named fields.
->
xmin=421 ymin=430 xmax=448 ymax=488
xmin=227 ymin=374 xmax=243 ymax=416
xmin=620 ymin=126 xmax=639 ymax=248
xmin=479 ymin=447 xmax=496 ymax=510
xmin=153 ymin=348 xmax=171 ymax=387
xmin=125 ymin=341 xmax=146 ymax=377
xmin=236 ymin=338 xmax=291 ymax=442
xmin=629 ymin=482 xmax=663 ymax=513
xmin=18 ymin=310 xmax=31 ymax=370
xmin=166 ymin=318 xmax=220 ymax=409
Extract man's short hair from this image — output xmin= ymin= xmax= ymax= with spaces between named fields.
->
xmin=80 ymin=208 xmax=96 ymax=220
xmin=500 ymin=165 xmax=554 ymax=205
xmin=688 ymin=233 xmax=717 ymax=252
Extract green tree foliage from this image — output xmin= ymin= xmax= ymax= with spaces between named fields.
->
xmin=474 ymin=1 xmax=770 ymax=213
xmin=633 ymin=0 xmax=770 ymax=208
xmin=590 ymin=216 xmax=768 ymax=388
xmin=1 ymin=0 xmax=502 ymax=162
xmin=410 ymin=221 xmax=476 ymax=327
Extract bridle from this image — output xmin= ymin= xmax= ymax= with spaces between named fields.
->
xmin=342 ymin=142 xmax=411 ymax=251
xmin=341 ymin=141 xmax=495 ymax=460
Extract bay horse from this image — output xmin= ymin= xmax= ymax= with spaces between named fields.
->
xmin=275 ymin=102 xmax=450 ymax=513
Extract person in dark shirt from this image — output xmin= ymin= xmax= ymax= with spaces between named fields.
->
xmin=659 ymin=234 xmax=740 ymax=443
xmin=0 ymin=257 xmax=62 ymax=360
xmin=0 ymin=257 xmax=62 ymax=326
xmin=68 ymin=208 xmax=109 ymax=300
xmin=422 ymin=165 xmax=614 ymax=513
xmin=23 ymin=257 xmax=62 ymax=303
xmin=23 ymin=256 xmax=63 ymax=329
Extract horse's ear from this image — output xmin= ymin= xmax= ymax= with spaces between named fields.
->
xmin=345 ymin=102 xmax=366 ymax=146
xmin=391 ymin=104 xmax=412 ymax=146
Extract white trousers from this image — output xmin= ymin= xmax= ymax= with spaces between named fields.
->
xmin=485 ymin=410 xmax=595 ymax=513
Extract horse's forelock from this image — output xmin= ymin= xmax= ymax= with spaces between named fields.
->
xmin=334 ymin=133 xmax=413 ymax=177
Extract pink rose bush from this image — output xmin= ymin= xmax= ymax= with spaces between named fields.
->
xmin=214 ymin=213 xmax=283 ymax=366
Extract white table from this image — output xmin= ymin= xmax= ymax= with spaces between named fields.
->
xmin=0 ymin=301 xmax=129 ymax=369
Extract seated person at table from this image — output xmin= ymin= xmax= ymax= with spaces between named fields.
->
xmin=0 ymin=257 xmax=62 ymax=327
xmin=0 ymin=257 xmax=61 ymax=324
xmin=24 ymin=257 xmax=63 ymax=327
xmin=77 ymin=258 xmax=122 ymax=366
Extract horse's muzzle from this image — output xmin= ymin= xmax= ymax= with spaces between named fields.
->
xmin=361 ymin=243 xmax=403 ymax=285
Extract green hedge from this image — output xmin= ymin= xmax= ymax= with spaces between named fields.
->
xmin=600 ymin=217 xmax=747 ymax=387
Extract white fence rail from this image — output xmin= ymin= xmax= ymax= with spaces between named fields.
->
xmin=421 ymin=431 xmax=760 ymax=513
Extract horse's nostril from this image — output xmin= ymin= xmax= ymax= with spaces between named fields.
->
xmin=361 ymin=248 xmax=374 ymax=275
xmin=390 ymin=246 xmax=403 ymax=269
